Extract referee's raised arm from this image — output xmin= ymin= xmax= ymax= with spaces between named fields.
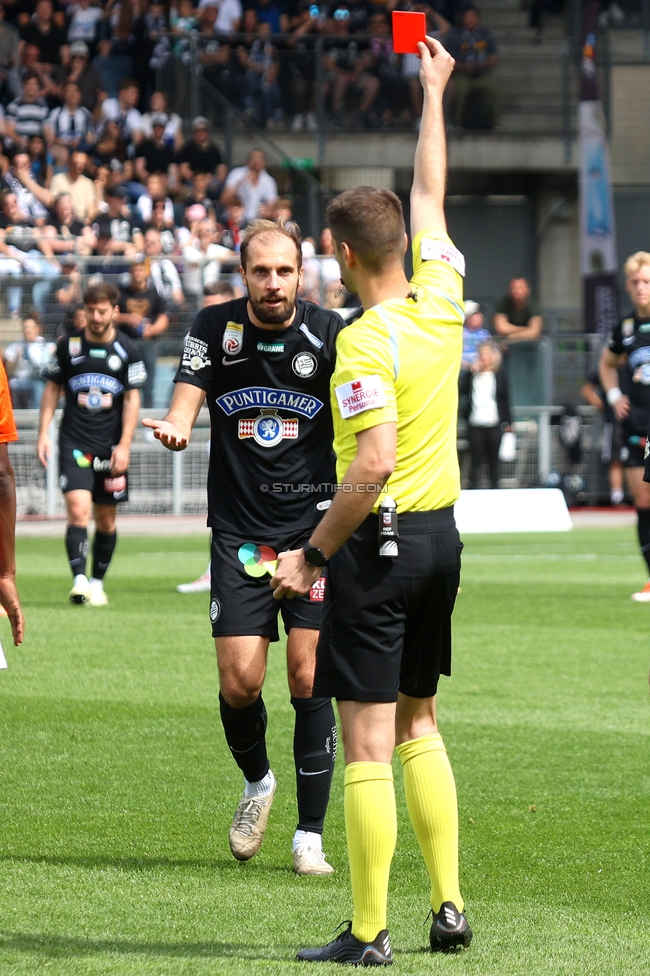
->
xmin=410 ymin=37 xmax=455 ymax=241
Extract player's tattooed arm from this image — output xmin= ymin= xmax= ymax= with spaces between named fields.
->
xmin=142 ymin=381 xmax=206 ymax=451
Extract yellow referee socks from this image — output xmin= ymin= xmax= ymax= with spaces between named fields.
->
xmin=344 ymin=762 xmax=397 ymax=943
xmin=396 ymin=733 xmax=463 ymax=913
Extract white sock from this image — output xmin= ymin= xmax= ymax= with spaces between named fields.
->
xmin=292 ymin=829 xmax=322 ymax=853
xmin=73 ymin=574 xmax=88 ymax=587
xmin=89 ymin=577 xmax=103 ymax=590
xmin=244 ymin=769 xmax=275 ymax=798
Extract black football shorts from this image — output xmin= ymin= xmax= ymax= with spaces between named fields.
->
xmin=313 ymin=507 xmax=462 ymax=703
xmin=620 ymin=429 xmax=646 ymax=468
xmin=58 ymin=440 xmax=129 ymax=505
xmin=209 ymin=528 xmax=326 ymax=640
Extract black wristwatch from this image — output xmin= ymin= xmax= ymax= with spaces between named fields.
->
xmin=302 ymin=544 xmax=330 ymax=567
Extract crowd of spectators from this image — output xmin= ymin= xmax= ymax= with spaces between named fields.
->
xmin=0 ymin=0 xmax=500 ymax=138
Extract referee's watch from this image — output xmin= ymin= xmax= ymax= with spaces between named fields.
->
xmin=302 ymin=544 xmax=330 ymax=568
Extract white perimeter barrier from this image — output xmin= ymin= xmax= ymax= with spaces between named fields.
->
xmin=455 ymin=488 xmax=572 ymax=534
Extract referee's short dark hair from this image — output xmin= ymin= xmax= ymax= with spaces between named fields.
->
xmin=84 ymin=283 xmax=120 ymax=306
xmin=240 ymin=219 xmax=302 ymax=272
xmin=326 ymin=186 xmax=405 ymax=273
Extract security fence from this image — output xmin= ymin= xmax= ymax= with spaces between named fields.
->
xmin=13 ymin=403 xmax=613 ymax=520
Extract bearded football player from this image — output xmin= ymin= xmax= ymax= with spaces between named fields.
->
xmin=144 ymin=221 xmax=345 ymax=875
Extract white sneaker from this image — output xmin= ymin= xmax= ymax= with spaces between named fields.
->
xmin=88 ymin=581 xmax=109 ymax=606
xmin=291 ymin=113 xmax=304 ymax=131
xmin=631 ymin=581 xmax=650 ymax=602
xmin=69 ymin=575 xmax=91 ymax=605
xmin=176 ymin=572 xmax=211 ymax=594
xmin=305 ymin=112 xmax=317 ymax=131
xmin=293 ymin=843 xmax=335 ymax=876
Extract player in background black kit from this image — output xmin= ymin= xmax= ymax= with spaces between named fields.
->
xmin=599 ymin=251 xmax=650 ymax=602
xmin=37 ymin=283 xmax=147 ymax=607
xmin=144 ymin=220 xmax=346 ymax=876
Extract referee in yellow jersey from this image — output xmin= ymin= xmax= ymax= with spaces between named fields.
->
xmin=271 ymin=36 xmax=470 ymax=965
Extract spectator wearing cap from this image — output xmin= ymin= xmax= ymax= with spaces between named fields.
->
xmin=115 ymin=256 xmax=169 ymax=408
xmin=461 ymin=300 xmax=491 ymax=371
xmin=53 ymin=40 xmax=106 ymax=113
xmin=45 ymin=80 xmax=95 ymax=152
xmin=140 ymin=92 xmax=183 ymax=151
xmin=5 ymin=73 xmax=50 ymax=147
xmin=176 ymin=117 xmax=226 ymax=186
xmin=143 ymin=227 xmax=184 ymax=305
xmin=49 ymin=150 xmax=98 ymax=222
xmin=91 ymin=184 xmax=144 ymax=257
xmin=134 ymin=114 xmax=176 ymax=183
xmin=220 ymin=148 xmax=278 ymax=223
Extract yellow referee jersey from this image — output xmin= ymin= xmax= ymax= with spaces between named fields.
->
xmin=331 ymin=229 xmax=464 ymax=513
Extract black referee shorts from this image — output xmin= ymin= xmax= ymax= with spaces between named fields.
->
xmin=313 ymin=507 xmax=462 ymax=703
xmin=209 ymin=528 xmax=326 ymax=640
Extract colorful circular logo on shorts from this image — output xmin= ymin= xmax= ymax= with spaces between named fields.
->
xmin=237 ymin=543 xmax=278 ymax=578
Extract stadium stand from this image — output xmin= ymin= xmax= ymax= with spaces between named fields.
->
xmin=0 ymin=0 xmax=648 ymax=511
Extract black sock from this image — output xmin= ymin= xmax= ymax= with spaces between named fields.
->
xmin=65 ymin=525 xmax=88 ymax=578
xmin=92 ymin=531 xmax=117 ymax=580
xmin=637 ymin=508 xmax=650 ymax=574
xmin=219 ymin=692 xmax=270 ymax=783
xmin=292 ymin=696 xmax=336 ymax=834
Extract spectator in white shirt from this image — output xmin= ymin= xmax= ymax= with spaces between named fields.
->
xmin=197 ymin=0 xmax=242 ymax=33
xmin=66 ymin=0 xmax=103 ymax=46
xmin=144 ymin=227 xmax=185 ymax=305
xmin=100 ymin=78 xmax=144 ymax=156
xmin=220 ymin=148 xmax=278 ymax=223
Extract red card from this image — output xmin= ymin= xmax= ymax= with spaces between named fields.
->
xmin=392 ymin=11 xmax=426 ymax=55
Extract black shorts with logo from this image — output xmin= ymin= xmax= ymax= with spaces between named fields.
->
xmin=58 ymin=440 xmax=129 ymax=504
xmin=619 ymin=428 xmax=646 ymax=468
xmin=313 ymin=507 xmax=462 ymax=703
xmin=209 ymin=527 xmax=326 ymax=640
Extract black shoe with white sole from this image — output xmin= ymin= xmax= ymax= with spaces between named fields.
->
xmin=429 ymin=902 xmax=473 ymax=952
xmin=297 ymin=924 xmax=393 ymax=966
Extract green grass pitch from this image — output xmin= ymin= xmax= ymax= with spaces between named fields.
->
xmin=1 ymin=526 xmax=648 ymax=975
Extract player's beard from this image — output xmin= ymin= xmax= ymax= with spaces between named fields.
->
xmin=249 ymin=288 xmax=297 ymax=325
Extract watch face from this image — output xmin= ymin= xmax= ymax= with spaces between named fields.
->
xmin=304 ymin=545 xmax=325 ymax=567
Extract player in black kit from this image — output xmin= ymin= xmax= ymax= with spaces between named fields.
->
xmin=37 ymin=283 xmax=147 ymax=607
xmin=599 ymin=251 xmax=650 ymax=602
xmin=144 ymin=220 xmax=345 ymax=875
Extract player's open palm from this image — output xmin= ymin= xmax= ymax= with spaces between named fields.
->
xmin=142 ymin=418 xmax=189 ymax=451
xmin=418 ymin=37 xmax=454 ymax=91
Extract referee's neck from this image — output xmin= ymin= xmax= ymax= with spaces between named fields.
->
xmin=357 ymin=267 xmax=411 ymax=312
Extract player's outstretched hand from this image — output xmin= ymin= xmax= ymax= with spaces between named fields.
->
xmin=0 ymin=576 xmax=24 ymax=646
xmin=270 ymin=549 xmax=321 ymax=601
xmin=417 ymin=36 xmax=455 ymax=92
xmin=142 ymin=418 xmax=189 ymax=451
xmin=36 ymin=433 xmax=50 ymax=468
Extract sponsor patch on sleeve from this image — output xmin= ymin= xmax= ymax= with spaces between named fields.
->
xmin=420 ymin=238 xmax=465 ymax=276
xmin=182 ymin=336 xmax=211 ymax=372
xmin=335 ymin=375 xmax=387 ymax=419
xmin=128 ymin=361 xmax=147 ymax=386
